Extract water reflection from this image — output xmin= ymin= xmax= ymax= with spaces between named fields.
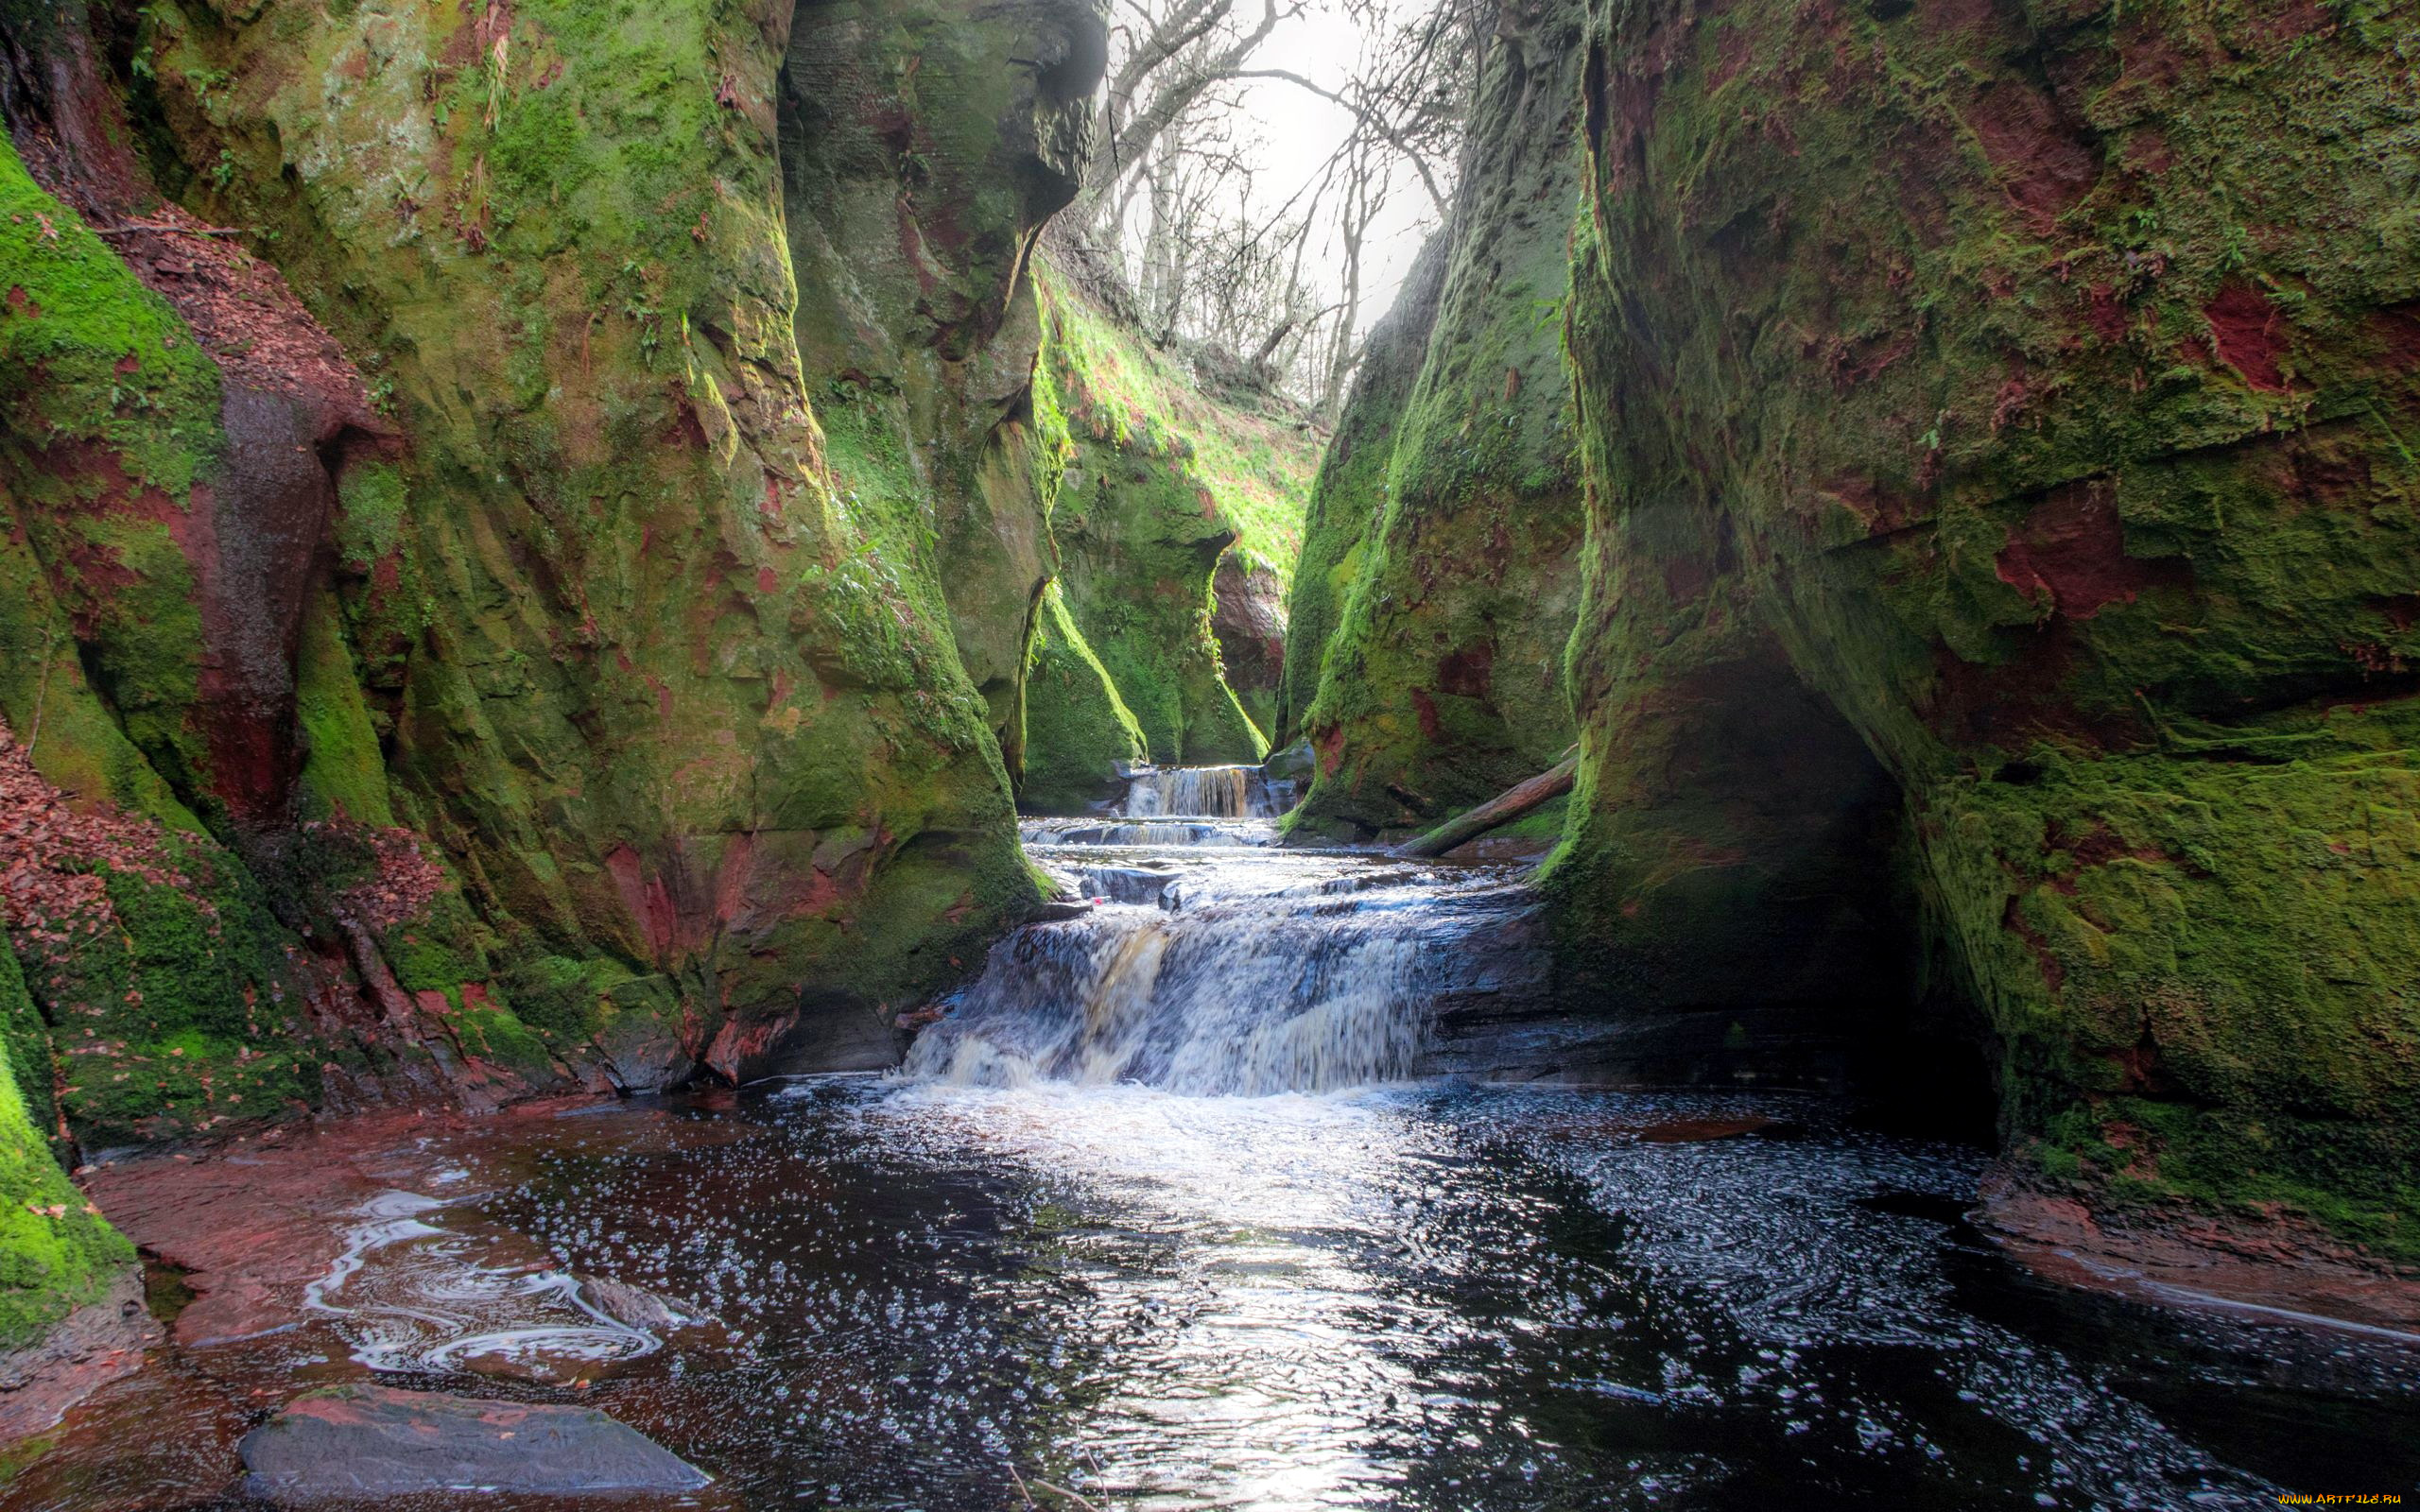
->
xmin=468 ymin=1082 xmax=2414 ymax=1510
xmin=21 ymin=1082 xmax=2418 ymax=1511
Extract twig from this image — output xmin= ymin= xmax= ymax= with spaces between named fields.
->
xmin=1007 ymin=1461 xmax=1040 ymax=1510
xmin=25 ymin=623 xmax=54 ymax=758
xmin=89 ymin=221 xmax=251 ymax=238
xmin=1029 ymin=1481 xmax=1106 ymax=1512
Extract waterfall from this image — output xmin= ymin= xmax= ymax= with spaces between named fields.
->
xmin=900 ymin=858 xmax=1542 ymax=1096
xmin=901 ymin=904 xmax=1426 ymax=1094
xmin=916 ymin=753 xmax=1545 ymax=1096
xmin=1117 ymin=765 xmax=1273 ymax=818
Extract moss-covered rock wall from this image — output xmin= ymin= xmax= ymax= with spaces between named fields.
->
xmin=0 ymin=0 xmax=1113 ymax=1174
xmin=1285 ymin=9 xmax=1588 ymax=838
xmin=1554 ymin=0 xmax=2420 ymax=1259
xmin=779 ymin=0 xmax=1106 ymax=771
xmin=1273 ymin=236 xmax=1450 ymax=751
xmin=1015 ymin=265 xmax=1318 ymax=806
xmin=0 ymin=938 xmax=133 ymax=1352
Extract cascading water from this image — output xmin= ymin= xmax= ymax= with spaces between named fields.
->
xmin=1116 ymin=764 xmax=1274 ymax=818
xmin=908 ymin=765 xmax=1545 ymax=1094
xmin=38 ymin=765 xmax=2416 ymax=1511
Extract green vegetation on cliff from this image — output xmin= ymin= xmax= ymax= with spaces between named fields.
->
xmin=92 ymin=0 xmax=1062 ymax=1077
xmin=1275 ymin=236 xmax=1451 ymax=755
xmin=1551 ymin=0 xmax=2420 ymax=1257
xmin=778 ymin=0 xmax=1108 ymax=765
xmin=1288 ymin=10 xmax=1588 ymax=839
xmin=1017 ymin=263 xmax=1318 ymax=806
xmin=0 ymin=132 xmax=222 ymax=816
xmin=0 ymin=941 xmax=131 ymax=1349
xmin=1019 ymin=582 xmax=1149 ymax=815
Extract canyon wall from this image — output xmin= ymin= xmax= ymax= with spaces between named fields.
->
xmin=1551 ymin=0 xmax=2420 ymax=1257
xmin=1281 ymin=3 xmax=1587 ymax=838
xmin=0 ymin=0 xmax=1105 ymax=1175
xmin=1016 ymin=264 xmax=1317 ymax=809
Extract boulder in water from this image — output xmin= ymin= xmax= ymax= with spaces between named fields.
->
xmin=1262 ymin=738 xmax=1316 ymax=785
xmin=239 ymin=1383 xmax=711 ymax=1500
xmin=1077 ymin=866 xmax=1183 ymax=905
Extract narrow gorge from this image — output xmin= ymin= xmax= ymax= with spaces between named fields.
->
xmin=0 ymin=0 xmax=2413 ymax=1504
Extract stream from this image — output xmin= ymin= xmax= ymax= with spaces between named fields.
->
xmin=16 ymin=767 xmax=2420 ymax=1510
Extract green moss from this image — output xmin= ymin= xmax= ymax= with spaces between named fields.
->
xmin=113 ymin=0 xmax=1046 ymax=1057
xmin=1557 ymin=0 xmax=2420 ymax=1254
xmin=439 ymin=986 xmax=559 ymax=1081
xmin=8 ymin=844 xmax=318 ymax=1147
xmin=1287 ymin=10 xmax=1587 ymax=836
xmin=1036 ymin=266 xmax=1316 ymax=587
xmin=0 ymin=974 xmax=131 ymax=1347
xmin=333 ymin=461 xmax=406 ymax=571
xmin=0 ymin=135 xmax=220 ymax=805
xmin=380 ymin=887 xmax=492 ymax=996
xmin=0 ymin=495 xmax=203 ymax=833
xmin=1275 ymin=238 xmax=1448 ymax=750
xmin=0 ymin=134 xmax=221 ymax=498
xmin=0 ymin=942 xmax=61 ymax=1168
xmin=293 ymin=589 xmax=395 ymax=826
xmin=495 ymin=953 xmax=640 ymax=1041
xmin=1028 ymin=266 xmax=1308 ymax=771
xmin=1019 ymin=583 xmax=1147 ymax=813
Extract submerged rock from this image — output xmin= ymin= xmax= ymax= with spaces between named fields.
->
xmin=0 ymin=1269 xmax=156 ymax=1444
xmin=1073 ymin=865 xmax=1183 ymax=906
xmin=238 ymin=1383 xmax=710 ymax=1500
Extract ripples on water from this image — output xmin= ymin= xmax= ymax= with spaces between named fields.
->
xmin=20 ymin=777 xmax=2420 ymax=1510
xmin=385 ymin=1081 xmax=2410 ymax=1512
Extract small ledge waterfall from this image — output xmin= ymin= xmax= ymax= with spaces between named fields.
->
xmin=908 ymin=766 xmax=1543 ymax=1094
xmin=1115 ymin=765 xmax=1276 ymax=819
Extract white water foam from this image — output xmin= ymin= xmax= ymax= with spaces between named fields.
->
xmin=303 ymin=1188 xmax=664 ymax=1379
xmin=1118 ymin=765 xmax=1274 ymax=818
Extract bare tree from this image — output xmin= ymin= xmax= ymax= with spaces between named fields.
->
xmin=1064 ymin=0 xmax=1495 ymax=408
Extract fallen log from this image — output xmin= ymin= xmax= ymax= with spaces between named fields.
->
xmin=1394 ymin=747 xmax=1579 ymax=859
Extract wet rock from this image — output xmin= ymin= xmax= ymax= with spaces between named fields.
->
xmin=1262 ymin=738 xmax=1316 ymax=785
xmin=1976 ymin=1174 xmax=2420 ymax=1337
xmin=591 ymin=995 xmax=696 ymax=1094
xmin=1074 ymin=866 xmax=1181 ymax=905
xmin=1211 ymin=551 xmax=1289 ymax=737
xmin=0 ymin=1268 xmax=159 ymax=1442
xmin=238 ymin=1383 xmax=711 ymax=1500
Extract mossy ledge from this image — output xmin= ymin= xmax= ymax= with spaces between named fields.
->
xmin=1016 ymin=260 xmax=1319 ymax=809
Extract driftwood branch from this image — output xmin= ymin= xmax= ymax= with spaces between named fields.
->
xmin=1394 ymin=747 xmax=1578 ymax=859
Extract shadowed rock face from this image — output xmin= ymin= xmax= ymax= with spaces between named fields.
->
xmin=780 ymin=0 xmax=1109 ymax=766
xmin=1552 ymin=0 xmax=2420 ymax=1257
xmin=1284 ymin=1 xmax=1588 ymax=839
xmin=1211 ymin=550 xmax=1288 ymax=737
